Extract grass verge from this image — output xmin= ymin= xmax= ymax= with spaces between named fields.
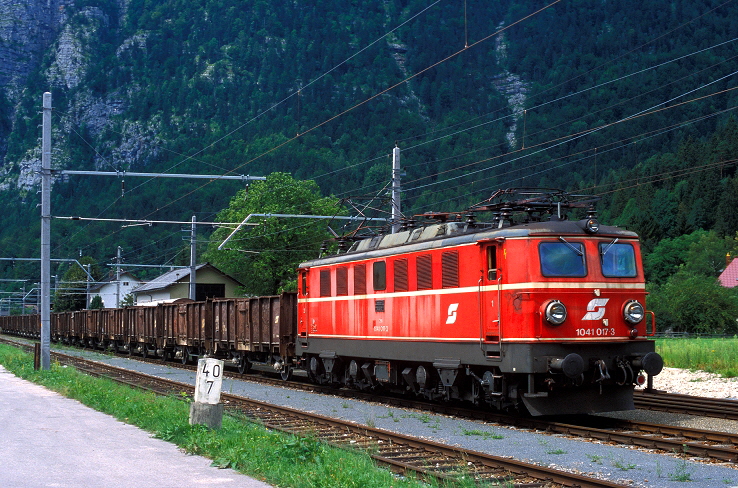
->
xmin=0 ymin=344 xmax=445 ymax=488
xmin=655 ymin=337 xmax=738 ymax=377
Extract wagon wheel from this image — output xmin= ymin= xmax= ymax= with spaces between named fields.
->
xmin=160 ymin=349 xmax=169 ymax=362
xmin=180 ymin=346 xmax=189 ymax=365
xmin=280 ymin=366 xmax=293 ymax=381
xmin=237 ymin=355 xmax=251 ymax=374
xmin=128 ymin=343 xmax=135 ymax=357
xmin=141 ymin=345 xmax=148 ymax=359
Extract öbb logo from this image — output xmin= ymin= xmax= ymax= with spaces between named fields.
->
xmin=582 ymin=298 xmax=609 ymax=320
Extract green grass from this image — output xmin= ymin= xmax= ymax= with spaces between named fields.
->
xmin=460 ymin=428 xmax=504 ymax=440
xmin=0 ymin=344 xmax=443 ymax=488
xmin=655 ymin=337 xmax=738 ymax=377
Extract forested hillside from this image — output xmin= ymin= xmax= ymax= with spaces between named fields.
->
xmin=0 ymin=0 xmax=737 ymax=321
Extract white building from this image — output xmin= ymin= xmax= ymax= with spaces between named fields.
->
xmin=88 ymin=272 xmax=141 ymax=308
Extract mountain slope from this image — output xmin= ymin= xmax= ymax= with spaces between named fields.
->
xmin=0 ymin=0 xmax=736 ymax=271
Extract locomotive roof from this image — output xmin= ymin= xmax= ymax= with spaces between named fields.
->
xmin=299 ymin=219 xmax=638 ymax=268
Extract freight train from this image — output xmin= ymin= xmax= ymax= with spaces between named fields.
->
xmin=0 ymin=189 xmax=663 ymax=415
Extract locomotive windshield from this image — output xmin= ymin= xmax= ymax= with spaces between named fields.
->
xmin=539 ymin=242 xmax=586 ymax=277
xmin=599 ymin=242 xmax=637 ymax=277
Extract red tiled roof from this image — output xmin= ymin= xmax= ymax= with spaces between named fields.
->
xmin=718 ymin=258 xmax=738 ymax=288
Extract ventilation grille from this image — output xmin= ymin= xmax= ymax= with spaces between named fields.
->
xmin=320 ymin=270 xmax=331 ymax=297
xmin=354 ymin=264 xmax=366 ymax=295
xmin=442 ymin=251 xmax=459 ymax=288
xmin=417 ymin=254 xmax=433 ymax=290
xmin=336 ymin=267 xmax=348 ymax=296
xmin=394 ymin=258 xmax=408 ymax=292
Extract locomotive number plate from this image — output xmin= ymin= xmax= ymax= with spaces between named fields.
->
xmin=575 ymin=327 xmax=616 ymax=337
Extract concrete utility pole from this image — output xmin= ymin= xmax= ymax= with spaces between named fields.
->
xmin=116 ymin=246 xmax=122 ymax=308
xmin=85 ymin=264 xmax=90 ymax=308
xmin=391 ymin=144 xmax=401 ymax=234
xmin=40 ymin=92 xmax=51 ymax=370
xmin=189 ymin=216 xmax=196 ymax=300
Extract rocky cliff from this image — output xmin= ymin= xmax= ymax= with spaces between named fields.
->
xmin=0 ymin=0 xmax=71 ymax=90
xmin=0 ymin=0 xmax=162 ymax=193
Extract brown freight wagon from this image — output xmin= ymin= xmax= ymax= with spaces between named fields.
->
xmin=69 ymin=311 xmax=87 ymax=347
xmin=129 ymin=305 xmax=156 ymax=357
xmin=104 ymin=307 xmax=128 ymax=352
xmin=1 ymin=293 xmax=299 ymax=378
xmin=162 ymin=299 xmax=203 ymax=363
xmin=208 ymin=293 xmax=297 ymax=379
xmin=0 ymin=314 xmax=36 ymax=338
xmin=19 ymin=314 xmax=38 ymax=338
xmin=85 ymin=309 xmax=104 ymax=348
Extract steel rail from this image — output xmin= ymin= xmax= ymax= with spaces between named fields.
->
xmin=634 ymin=390 xmax=738 ymax=421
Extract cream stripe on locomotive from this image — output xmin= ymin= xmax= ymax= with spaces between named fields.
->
xmin=305 ymin=334 xmax=636 ymax=342
xmin=298 ymin=281 xmax=645 ymax=303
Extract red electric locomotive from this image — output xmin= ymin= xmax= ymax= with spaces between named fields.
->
xmin=296 ymin=189 xmax=663 ymax=416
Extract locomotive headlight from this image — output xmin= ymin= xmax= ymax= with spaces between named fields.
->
xmin=544 ymin=300 xmax=567 ymax=325
xmin=623 ymin=300 xmax=644 ymax=324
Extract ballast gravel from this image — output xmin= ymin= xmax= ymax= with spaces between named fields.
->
xmin=639 ymin=366 xmax=738 ymax=399
xmin=41 ymin=347 xmax=738 ymax=488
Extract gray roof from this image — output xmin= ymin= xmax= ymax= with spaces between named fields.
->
xmin=300 ymin=220 xmax=638 ymax=268
xmin=131 ymin=263 xmax=242 ymax=293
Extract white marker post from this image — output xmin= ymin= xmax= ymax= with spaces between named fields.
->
xmin=189 ymin=358 xmax=225 ymax=429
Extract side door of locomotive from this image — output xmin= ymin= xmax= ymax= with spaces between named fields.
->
xmin=297 ymin=269 xmax=309 ymax=346
xmin=480 ymin=242 xmax=501 ymax=348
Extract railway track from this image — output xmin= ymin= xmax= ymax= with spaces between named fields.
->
xmin=634 ymin=390 xmax=738 ymax=421
xmin=40 ymin=349 xmax=626 ymax=487
xmin=4 ymin=336 xmax=738 ymax=466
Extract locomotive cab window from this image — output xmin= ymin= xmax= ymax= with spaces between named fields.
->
xmin=373 ymin=261 xmax=386 ymax=291
xmin=486 ymin=246 xmax=498 ymax=281
xmin=539 ymin=241 xmax=586 ymax=277
xmin=600 ymin=242 xmax=637 ymax=277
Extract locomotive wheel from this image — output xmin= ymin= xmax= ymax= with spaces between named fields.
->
xmin=307 ymin=355 xmax=322 ymax=383
xmin=238 ymin=357 xmax=252 ymax=374
xmin=280 ymin=366 xmax=293 ymax=381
